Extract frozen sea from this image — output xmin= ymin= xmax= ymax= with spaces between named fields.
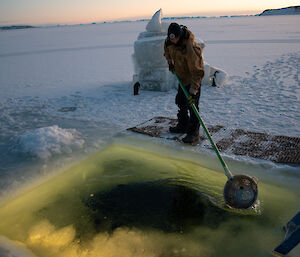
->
xmin=0 ymin=15 xmax=299 ymax=257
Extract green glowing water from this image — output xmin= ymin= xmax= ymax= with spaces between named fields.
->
xmin=0 ymin=142 xmax=299 ymax=257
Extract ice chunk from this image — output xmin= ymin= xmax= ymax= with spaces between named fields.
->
xmin=146 ymin=9 xmax=163 ymax=32
xmin=134 ymin=36 xmax=167 ymax=69
xmin=132 ymin=9 xmax=176 ymax=91
xmin=0 ymin=236 xmax=37 ymax=257
xmin=17 ymin=125 xmax=85 ymax=160
xmin=202 ymin=64 xmax=228 ymax=87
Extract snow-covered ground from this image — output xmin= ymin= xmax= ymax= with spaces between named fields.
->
xmin=0 ymin=15 xmax=300 ymax=190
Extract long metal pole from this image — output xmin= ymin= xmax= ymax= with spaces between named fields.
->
xmin=174 ymin=71 xmax=233 ymax=179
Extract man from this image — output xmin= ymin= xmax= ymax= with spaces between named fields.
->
xmin=164 ymin=23 xmax=204 ymax=144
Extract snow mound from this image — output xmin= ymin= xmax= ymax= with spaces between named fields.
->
xmin=0 ymin=236 xmax=37 ymax=257
xmin=17 ymin=126 xmax=85 ymax=160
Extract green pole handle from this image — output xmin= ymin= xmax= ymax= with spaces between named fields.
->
xmin=174 ymin=71 xmax=233 ymax=179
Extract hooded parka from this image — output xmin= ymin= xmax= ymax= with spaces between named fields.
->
xmin=164 ymin=27 xmax=204 ymax=90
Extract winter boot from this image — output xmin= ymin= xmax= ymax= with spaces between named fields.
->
xmin=169 ymin=110 xmax=189 ymax=133
xmin=182 ymin=128 xmax=200 ymax=145
xmin=169 ymin=123 xmax=188 ymax=134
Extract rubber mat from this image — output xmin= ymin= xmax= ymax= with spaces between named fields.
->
xmin=128 ymin=117 xmax=300 ymax=164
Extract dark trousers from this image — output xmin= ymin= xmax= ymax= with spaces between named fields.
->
xmin=175 ymin=84 xmax=201 ymax=134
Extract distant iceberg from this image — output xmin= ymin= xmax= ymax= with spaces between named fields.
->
xmin=0 ymin=25 xmax=36 ymax=30
xmin=259 ymin=6 xmax=300 ymax=16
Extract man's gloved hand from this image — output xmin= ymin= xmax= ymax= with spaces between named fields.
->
xmin=169 ymin=63 xmax=175 ymax=73
xmin=189 ymin=87 xmax=198 ymax=95
xmin=168 ymin=61 xmax=175 ymax=73
xmin=188 ymin=87 xmax=198 ymax=104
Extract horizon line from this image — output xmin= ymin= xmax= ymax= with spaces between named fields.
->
xmin=1 ymin=4 xmax=299 ymax=27
xmin=1 ymin=12 xmax=262 ymax=28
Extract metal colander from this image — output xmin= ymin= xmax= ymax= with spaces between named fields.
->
xmin=223 ymin=175 xmax=258 ymax=209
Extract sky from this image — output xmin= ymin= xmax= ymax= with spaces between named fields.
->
xmin=0 ymin=0 xmax=299 ymax=26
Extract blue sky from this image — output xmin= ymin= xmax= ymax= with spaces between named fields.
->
xmin=0 ymin=0 xmax=299 ymax=25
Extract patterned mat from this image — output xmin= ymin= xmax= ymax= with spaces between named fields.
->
xmin=128 ymin=117 xmax=300 ymax=164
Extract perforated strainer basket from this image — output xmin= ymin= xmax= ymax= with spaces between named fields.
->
xmin=223 ymin=175 xmax=258 ymax=209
